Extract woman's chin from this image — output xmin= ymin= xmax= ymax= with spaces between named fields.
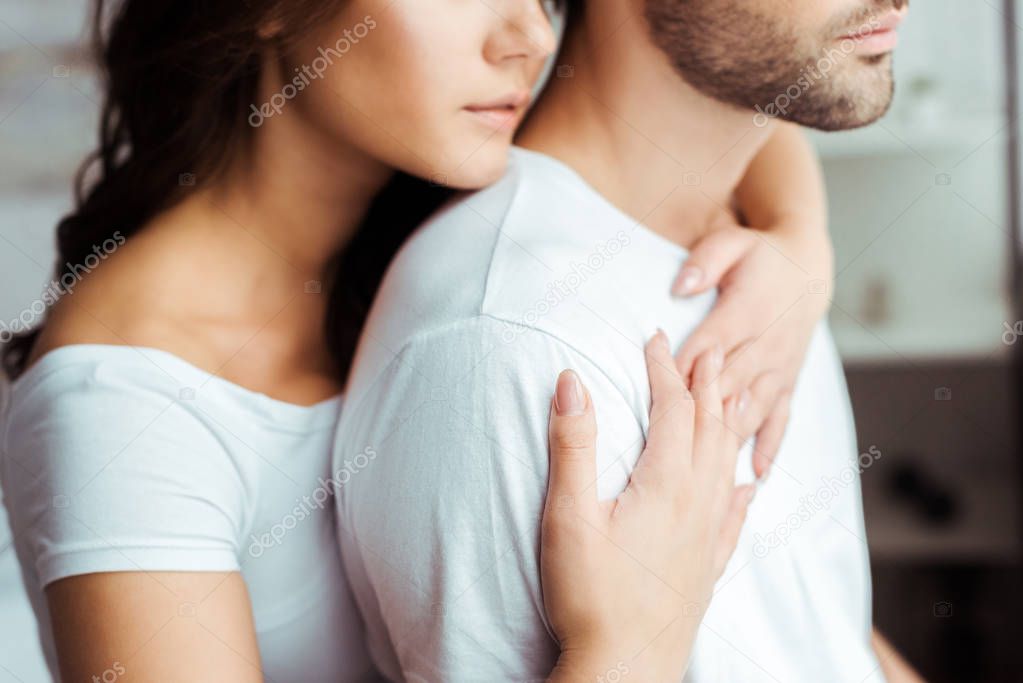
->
xmin=437 ymin=146 xmax=511 ymax=190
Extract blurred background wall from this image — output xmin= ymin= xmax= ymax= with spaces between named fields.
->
xmin=806 ymin=2 xmax=1023 ymax=680
xmin=2 ymin=1 xmax=99 ymax=679
xmin=1 ymin=1 xmax=1020 ymax=681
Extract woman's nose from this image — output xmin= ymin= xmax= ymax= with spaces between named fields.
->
xmin=484 ymin=1 xmax=558 ymax=65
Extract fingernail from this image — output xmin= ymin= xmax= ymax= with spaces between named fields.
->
xmin=655 ymin=328 xmax=670 ymax=351
xmin=737 ymin=389 xmax=751 ymax=415
xmin=672 ymin=265 xmax=703 ymax=296
xmin=555 ymin=370 xmax=586 ymax=416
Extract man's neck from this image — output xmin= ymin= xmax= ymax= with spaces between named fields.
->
xmin=516 ymin=2 xmax=776 ymax=249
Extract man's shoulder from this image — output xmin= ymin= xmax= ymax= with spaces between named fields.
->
xmin=348 ymin=149 xmax=652 ymax=419
xmin=383 ymin=149 xmax=577 ymax=312
xmin=360 ymin=153 xmax=605 ymax=359
xmin=348 ymin=313 xmax=590 ymax=402
xmin=368 ymin=155 xmax=529 ymax=333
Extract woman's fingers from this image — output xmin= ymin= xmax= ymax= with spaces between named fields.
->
xmin=718 ymin=336 xmax=761 ymax=399
xmin=753 ymin=395 xmax=792 ymax=479
xmin=714 ymin=485 xmax=756 ymax=577
xmin=689 ymin=346 xmax=725 ymax=476
xmin=727 ymin=371 xmax=785 ymax=445
xmin=674 ymin=291 xmax=754 ymax=387
xmin=671 ymin=223 xmax=755 ymax=297
xmin=641 ymin=330 xmax=695 ymax=473
xmin=546 ymin=370 xmax=600 ymax=522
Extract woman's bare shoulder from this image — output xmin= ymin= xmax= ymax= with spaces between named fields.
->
xmin=27 ymin=218 xmax=228 ymax=370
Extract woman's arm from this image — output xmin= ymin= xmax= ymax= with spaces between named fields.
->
xmin=735 ymin=121 xmax=830 ymax=232
xmin=673 ymin=122 xmax=834 ymax=477
xmin=47 ymin=571 xmax=263 ymax=682
xmin=542 ymin=338 xmax=757 ymax=681
xmin=872 ymin=629 xmax=928 ymax=683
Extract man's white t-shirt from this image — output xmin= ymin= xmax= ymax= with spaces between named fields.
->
xmin=334 ymin=147 xmax=882 ymax=682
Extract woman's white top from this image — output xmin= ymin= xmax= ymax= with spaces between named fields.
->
xmin=0 ymin=344 xmax=376 ymax=682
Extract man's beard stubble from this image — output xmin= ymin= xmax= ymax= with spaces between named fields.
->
xmin=644 ymin=0 xmax=909 ymax=131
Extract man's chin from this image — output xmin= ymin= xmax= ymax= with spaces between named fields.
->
xmin=800 ymin=103 xmax=893 ymax=132
xmin=787 ymin=73 xmax=896 ymax=132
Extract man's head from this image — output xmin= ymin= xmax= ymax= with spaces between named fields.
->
xmin=644 ymin=0 xmax=909 ymax=131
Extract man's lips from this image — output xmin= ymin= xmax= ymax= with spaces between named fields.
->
xmin=838 ymin=8 xmax=908 ymax=55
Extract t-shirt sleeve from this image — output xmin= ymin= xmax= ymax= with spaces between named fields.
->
xmin=335 ymin=317 xmax=643 ymax=682
xmin=1 ymin=361 xmax=247 ymax=587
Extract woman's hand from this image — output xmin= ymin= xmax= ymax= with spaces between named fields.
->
xmin=543 ymin=334 xmax=755 ymax=682
xmin=672 ymin=215 xmax=833 ymax=479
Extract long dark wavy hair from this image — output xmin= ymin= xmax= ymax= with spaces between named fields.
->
xmin=1 ymin=0 xmax=453 ymax=381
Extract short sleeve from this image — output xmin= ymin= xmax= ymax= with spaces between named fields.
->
xmin=1 ymin=358 xmax=247 ymax=587
xmin=335 ymin=317 xmax=642 ymax=682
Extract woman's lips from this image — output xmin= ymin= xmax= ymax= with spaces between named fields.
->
xmin=464 ymin=91 xmax=530 ymax=131
xmin=465 ymin=106 xmax=522 ymax=130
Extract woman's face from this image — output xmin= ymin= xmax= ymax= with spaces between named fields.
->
xmin=272 ymin=0 xmax=558 ymax=189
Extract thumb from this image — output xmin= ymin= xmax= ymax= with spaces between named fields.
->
xmin=672 ymin=224 xmax=755 ymax=297
xmin=546 ymin=370 xmax=599 ymax=522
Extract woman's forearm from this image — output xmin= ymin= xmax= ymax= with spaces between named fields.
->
xmin=736 ymin=122 xmax=828 ymax=230
xmin=735 ymin=122 xmax=834 ymax=288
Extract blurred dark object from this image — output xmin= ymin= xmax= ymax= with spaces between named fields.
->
xmin=872 ymin=563 xmax=1022 ymax=683
xmin=846 ymin=358 xmax=1022 ymax=683
xmin=888 ymin=459 xmax=960 ymax=526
